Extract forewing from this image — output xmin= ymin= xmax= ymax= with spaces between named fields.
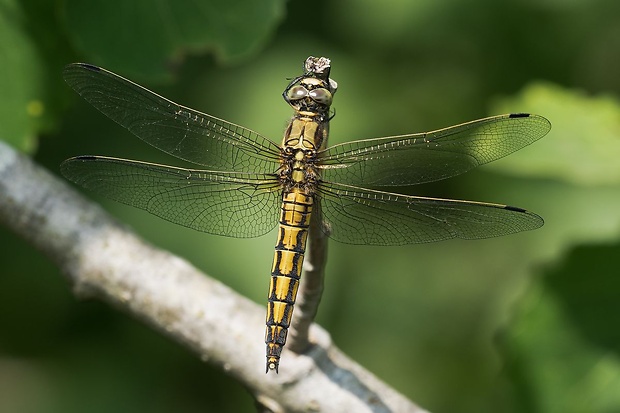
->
xmin=319 ymin=113 xmax=551 ymax=186
xmin=317 ymin=182 xmax=543 ymax=245
xmin=63 ymin=63 xmax=281 ymax=173
xmin=61 ymin=156 xmax=282 ymax=238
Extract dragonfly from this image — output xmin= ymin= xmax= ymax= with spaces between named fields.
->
xmin=61 ymin=56 xmax=550 ymax=373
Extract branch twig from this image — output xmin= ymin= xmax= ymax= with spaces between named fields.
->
xmin=0 ymin=141 xmax=429 ymax=413
xmin=288 ymin=207 xmax=328 ymax=354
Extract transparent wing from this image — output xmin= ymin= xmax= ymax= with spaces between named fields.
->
xmin=63 ymin=63 xmax=282 ymax=173
xmin=61 ymin=156 xmax=282 ymax=238
xmin=317 ymin=182 xmax=543 ymax=245
xmin=319 ymin=113 xmax=551 ymax=186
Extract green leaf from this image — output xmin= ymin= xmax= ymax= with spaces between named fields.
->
xmin=490 ymin=82 xmax=620 ymax=186
xmin=64 ymin=0 xmax=286 ymax=81
xmin=499 ymin=243 xmax=620 ymax=413
xmin=0 ymin=0 xmax=74 ymax=152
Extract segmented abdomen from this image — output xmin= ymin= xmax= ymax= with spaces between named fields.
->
xmin=265 ymin=189 xmax=313 ymax=372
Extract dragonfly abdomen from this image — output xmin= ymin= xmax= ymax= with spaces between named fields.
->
xmin=265 ymin=189 xmax=313 ymax=373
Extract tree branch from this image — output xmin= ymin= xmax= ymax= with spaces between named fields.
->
xmin=288 ymin=207 xmax=328 ymax=354
xmin=0 ymin=141 xmax=429 ymax=413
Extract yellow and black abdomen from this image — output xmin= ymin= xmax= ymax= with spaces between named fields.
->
xmin=265 ymin=189 xmax=313 ymax=372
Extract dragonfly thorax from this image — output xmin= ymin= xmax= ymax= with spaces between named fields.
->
xmin=279 ymin=144 xmax=319 ymax=194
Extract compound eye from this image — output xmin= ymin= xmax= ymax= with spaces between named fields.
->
xmin=287 ymin=85 xmax=308 ymax=100
xmin=309 ymin=88 xmax=332 ymax=105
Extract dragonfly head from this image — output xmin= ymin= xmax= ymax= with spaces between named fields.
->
xmin=283 ymin=56 xmax=338 ymax=117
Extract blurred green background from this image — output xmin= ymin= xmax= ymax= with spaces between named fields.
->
xmin=2 ymin=0 xmax=620 ymax=412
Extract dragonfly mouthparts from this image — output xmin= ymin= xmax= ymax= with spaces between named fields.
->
xmin=304 ymin=56 xmax=331 ymax=78
xmin=304 ymin=56 xmax=338 ymax=94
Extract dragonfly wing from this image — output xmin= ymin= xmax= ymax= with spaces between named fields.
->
xmin=316 ymin=182 xmax=543 ymax=245
xmin=319 ymin=113 xmax=551 ymax=186
xmin=63 ymin=63 xmax=281 ymax=173
xmin=61 ymin=156 xmax=282 ymax=238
